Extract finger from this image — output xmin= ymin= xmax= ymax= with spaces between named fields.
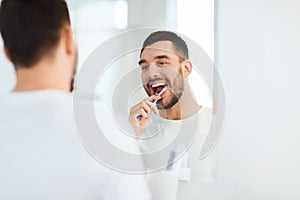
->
xmin=130 ymin=102 xmax=147 ymax=115
xmin=139 ymin=108 xmax=148 ymax=119
xmin=131 ymin=108 xmax=147 ymax=121
xmin=145 ymin=100 xmax=159 ymax=115
xmin=149 ymin=95 xmax=161 ymax=102
xmin=130 ymin=104 xmax=141 ymax=115
xmin=141 ymin=102 xmax=151 ymax=115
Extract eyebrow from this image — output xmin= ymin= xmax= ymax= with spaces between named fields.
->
xmin=154 ymin=55 xmax=170 ymax=60
xmin=138 ymin=55 xmax=170 ymax=65
xmin=138 ymin=59 xmax=146 ymax=65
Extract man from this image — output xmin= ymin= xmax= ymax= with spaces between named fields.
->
xmin=0 ymin=0 xmax=150 ymax=199
xmin=129 ymin=31 xmax=213 ymax=199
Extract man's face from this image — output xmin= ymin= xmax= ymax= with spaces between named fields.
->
xmin=139 ymin=41 xmax=186 ymax=110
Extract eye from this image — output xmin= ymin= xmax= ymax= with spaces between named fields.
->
xmin=158 ymin=61 xmax=166 ymax=66
xmin=141 ymin=64 xmax=149 ymax=71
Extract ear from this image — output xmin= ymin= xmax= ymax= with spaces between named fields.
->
xmin=62 ymin=25 xmax=76 ymax=56
xmin=3 ymin=46 xmax=12 ymax=63
xmin=182 ymin=60 xmax=192 ymax=78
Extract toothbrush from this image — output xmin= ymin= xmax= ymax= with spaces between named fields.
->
xmin=136 ymin=86 xmax=167 ymax=120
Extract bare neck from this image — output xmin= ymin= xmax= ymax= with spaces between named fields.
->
xmin=159 ymin=86 xmax=202 ymax=120
xmin=13 ymin=59 xmax=72 ymax=92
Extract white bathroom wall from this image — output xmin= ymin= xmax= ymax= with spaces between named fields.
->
xmin=199 ymin=0 xmax=300 ymax=199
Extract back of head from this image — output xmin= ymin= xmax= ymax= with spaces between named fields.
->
xmin=0 ymin=0 xmax=70 ymax=68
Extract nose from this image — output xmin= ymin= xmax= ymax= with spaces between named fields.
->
xmin=147 ymin=64 xmax=160 ymax=78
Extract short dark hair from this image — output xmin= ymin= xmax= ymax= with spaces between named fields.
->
xmin=140 ymin=31 xmax=189 ymax=60
xmin=0 ymin=0 xmax=70 ymax=67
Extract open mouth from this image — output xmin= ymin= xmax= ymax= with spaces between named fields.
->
xmin=149 ymin=82 xmax=168 ymax=96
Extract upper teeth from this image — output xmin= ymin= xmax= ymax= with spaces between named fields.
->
xmin=152 ymin=83 xmax=166 ymax=88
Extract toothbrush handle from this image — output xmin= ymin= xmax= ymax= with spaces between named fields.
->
xmin=136 ymin=99 xmax=157 ymax=120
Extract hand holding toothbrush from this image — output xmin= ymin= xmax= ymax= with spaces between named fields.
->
xmin=129 ymin=87 xmax=167 ymax=136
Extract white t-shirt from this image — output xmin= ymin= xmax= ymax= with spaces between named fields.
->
xmin=0 ymin=90 xmax=151 ymax=200
xmin=139 ymin=107 xmax=213 ymax=200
